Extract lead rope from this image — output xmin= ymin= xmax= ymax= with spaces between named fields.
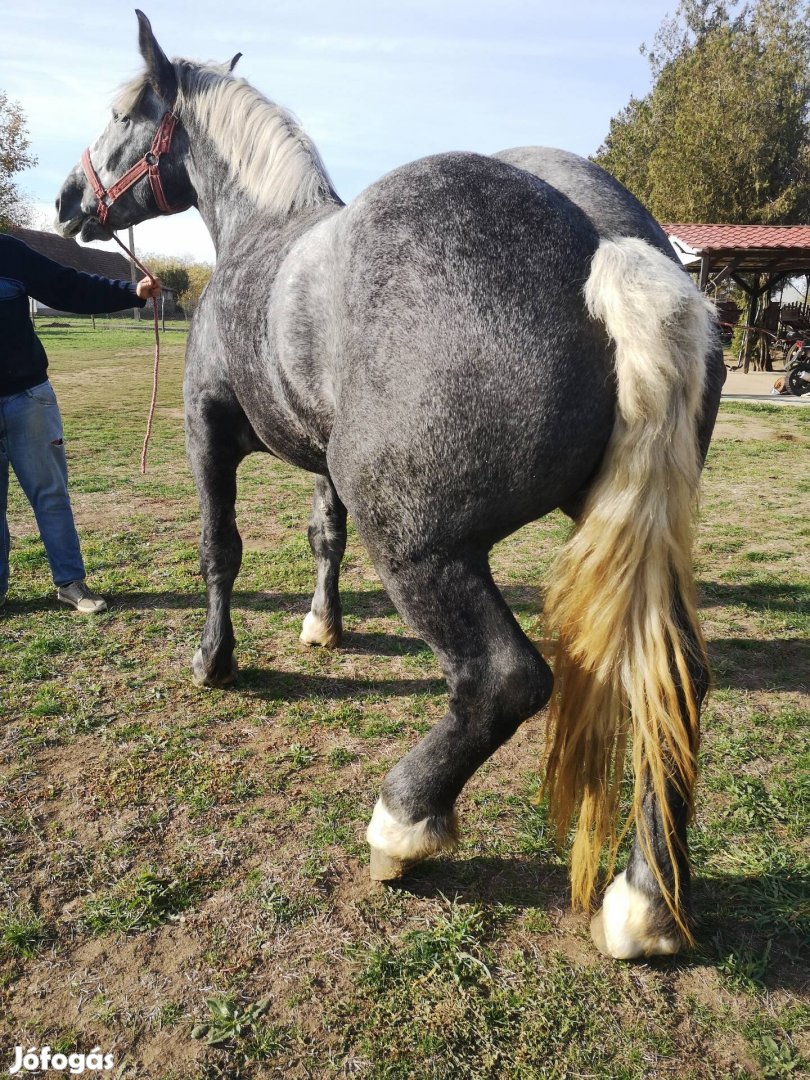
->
xmin=110 ymin=232 xmax=160 ymax=474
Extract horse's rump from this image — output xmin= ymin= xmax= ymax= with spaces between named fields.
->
xmin=324 ymin=153 xmax=616 ymax=547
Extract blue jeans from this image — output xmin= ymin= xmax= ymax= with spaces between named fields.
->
xmin=0 ymin=380 xmax=85 ymax=594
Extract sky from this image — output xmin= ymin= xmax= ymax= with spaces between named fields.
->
xmin=0 ymin=0 xmax=678 ymax=263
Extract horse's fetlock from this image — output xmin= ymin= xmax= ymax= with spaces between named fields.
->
xmin=192 ymin=647 xmax=239 ymax=688
xmin=300 ymin=609 xmax=342 ymax=648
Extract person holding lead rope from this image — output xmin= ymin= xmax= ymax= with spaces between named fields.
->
xmin=0 ymin=232 xmax=161 ymax=612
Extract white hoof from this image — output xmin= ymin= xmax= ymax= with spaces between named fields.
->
xmin=300 ymin=610 xmax=341 ymax=648
xmin=368 ymin=847 xmax=418 ymax=881
xmin=590 ymin=872 xmax=682 ymax=960
xmin=366 ymin=799 xmax=457 ymax=880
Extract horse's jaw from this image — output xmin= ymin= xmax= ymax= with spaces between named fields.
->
xmin=52 ymin=211 xmax=82 ymax=238
xmin=78 ymin=217 xmax=113 ymax=242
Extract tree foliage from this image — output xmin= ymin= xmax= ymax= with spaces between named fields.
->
xmin=0 ymin=90 xmax=36 ymax=230
xmin=594 ymin=0 xmax=810 ymax=223
xmin=145 ymin=257 xmax=190 ymax=299
xmin=144 ymin=256 xmax=211 ymax=315
xmin=177 ymin=262 xmax=212 ymax=316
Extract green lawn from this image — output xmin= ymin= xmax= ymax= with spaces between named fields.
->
xmin=0 ymin=325 xmax=807 ymax=1079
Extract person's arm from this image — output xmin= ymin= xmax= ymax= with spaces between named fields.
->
xmin=7 ymin=235 xmax=159 ymax=313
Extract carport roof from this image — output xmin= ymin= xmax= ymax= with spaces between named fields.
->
xmin=665 ymin=224 xmax=810 ymax=251
xmin=665 ymin=223 xmax=810 ymax=278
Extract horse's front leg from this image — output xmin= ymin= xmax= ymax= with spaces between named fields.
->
xmin=187 ymin=397 xmax=250 ymax=688
xmin=300 ymin=474 xmax=347 ymax=648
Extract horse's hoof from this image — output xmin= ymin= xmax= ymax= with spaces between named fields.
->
xmin=365 ymin=798 xmax=459 ymax=882
xmin=300 ymin=610 xmax=341 ymax=649
xmin=192 ymin=649 xmax=239 ymax=688
xmin=369 ymin=847 xmax=419 ymax=881
xmin=589 ymin=872 xmax=683 ymax=960
xmin=589 ymin=908 xmax=610 ymax=956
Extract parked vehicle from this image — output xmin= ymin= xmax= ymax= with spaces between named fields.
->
xmin=787 ymin=355 xmax=810 ymax=396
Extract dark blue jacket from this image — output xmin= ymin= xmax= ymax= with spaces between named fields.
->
xmin=0 ymin=234 xmax=145 ymax=396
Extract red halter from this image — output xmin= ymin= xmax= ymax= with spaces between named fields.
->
xmin=81 ymin=107 xmax=187 ymax=226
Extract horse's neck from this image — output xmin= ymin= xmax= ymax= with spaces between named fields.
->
xmin=185 ymin=141 xmax=260 ymax=253
xmin=183 ymin=112 xmax=340 ymax=257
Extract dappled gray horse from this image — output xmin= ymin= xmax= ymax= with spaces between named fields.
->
xmin=56 ymin=12 xmax=724 ymax=959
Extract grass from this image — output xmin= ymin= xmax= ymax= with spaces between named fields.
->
xmin=0 ymin=909 xmax=51 ymax=959
xmin=82 ymin=868 xmax=202 ymax=934
xmin=0 ymin=325 xmax=808 ymax=1078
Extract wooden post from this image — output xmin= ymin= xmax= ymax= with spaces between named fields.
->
xmin=128 ymin=226 xmax=140 ymax=322
xmin=743 ymin=274 xmax=760 ymax=374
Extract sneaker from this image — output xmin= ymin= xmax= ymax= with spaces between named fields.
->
xmin=57 ymin=580 xmax=108 ymax=614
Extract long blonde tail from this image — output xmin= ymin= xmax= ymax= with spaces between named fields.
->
xmin=543 ymin=237 xmax=715 ymax=941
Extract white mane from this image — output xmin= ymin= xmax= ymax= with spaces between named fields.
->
xmin=117 ymin=61 xmax=335 ymax=216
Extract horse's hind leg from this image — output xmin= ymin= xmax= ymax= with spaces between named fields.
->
xmin=186 ymin=395 xmax=253 ymax=688
xmin=364 ymin=549 xmax=553 ymax=878
xmin=300 ymin=475 xmax=347 ymax=648
xmin=592 ymin=783 xmax=691 ymax=960
xmin=590 ymin=615 xmax=710 ymax=959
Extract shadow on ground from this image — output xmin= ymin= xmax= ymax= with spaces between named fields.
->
xmin=699 ymin=580 xmax=809 ymax=612
xmin=384 ymin=855 xmax=809 ymax=992
xmin=236 ymin=666 xmax=444 ymax=701
xmin=708 ymin=638 xmax=809 ymax=691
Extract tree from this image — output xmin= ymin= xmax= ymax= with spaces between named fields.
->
xmin=177 ymin=262 xmax=213 ymax=316
xmin=142 ymin=255 xmax=211 ymax=316
xmin=145 ymin=257 xmax=190 ymax=299
xmin=594 ymin=0 xmax=810 ymax=224
xmin=0 ymin=91 xmax=36 ymax=229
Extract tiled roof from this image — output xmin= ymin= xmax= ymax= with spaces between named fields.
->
xmin=664 ymin=223 xmax=810 ymax=252
xmin=5 ymin=226 xmax=133 ymax=280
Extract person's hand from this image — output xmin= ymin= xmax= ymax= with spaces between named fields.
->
xmin=135 ymin=276 xmax=162 ymax=301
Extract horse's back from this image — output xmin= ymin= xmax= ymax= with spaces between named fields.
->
xmin=493 ymin=147 xmax=673 ymax=253
xmin=327 ymin=153 xmax=615 ymax=553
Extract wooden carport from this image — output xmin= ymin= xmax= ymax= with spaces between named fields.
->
xmin=664 ymin=224 xmax=810 ymax=371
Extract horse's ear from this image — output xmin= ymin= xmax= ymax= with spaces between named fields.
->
xmin=228 ymin=53 xmax=242 ymax=73
xmin=135 ymin=10 xmax=177 ymax=103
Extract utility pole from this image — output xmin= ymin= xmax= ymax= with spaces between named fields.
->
xmin=128 ymin=226 xmax=140 ymax=322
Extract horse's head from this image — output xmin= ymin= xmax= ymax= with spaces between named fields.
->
xmin=56 ymin=11 xmax=194 ymax=241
